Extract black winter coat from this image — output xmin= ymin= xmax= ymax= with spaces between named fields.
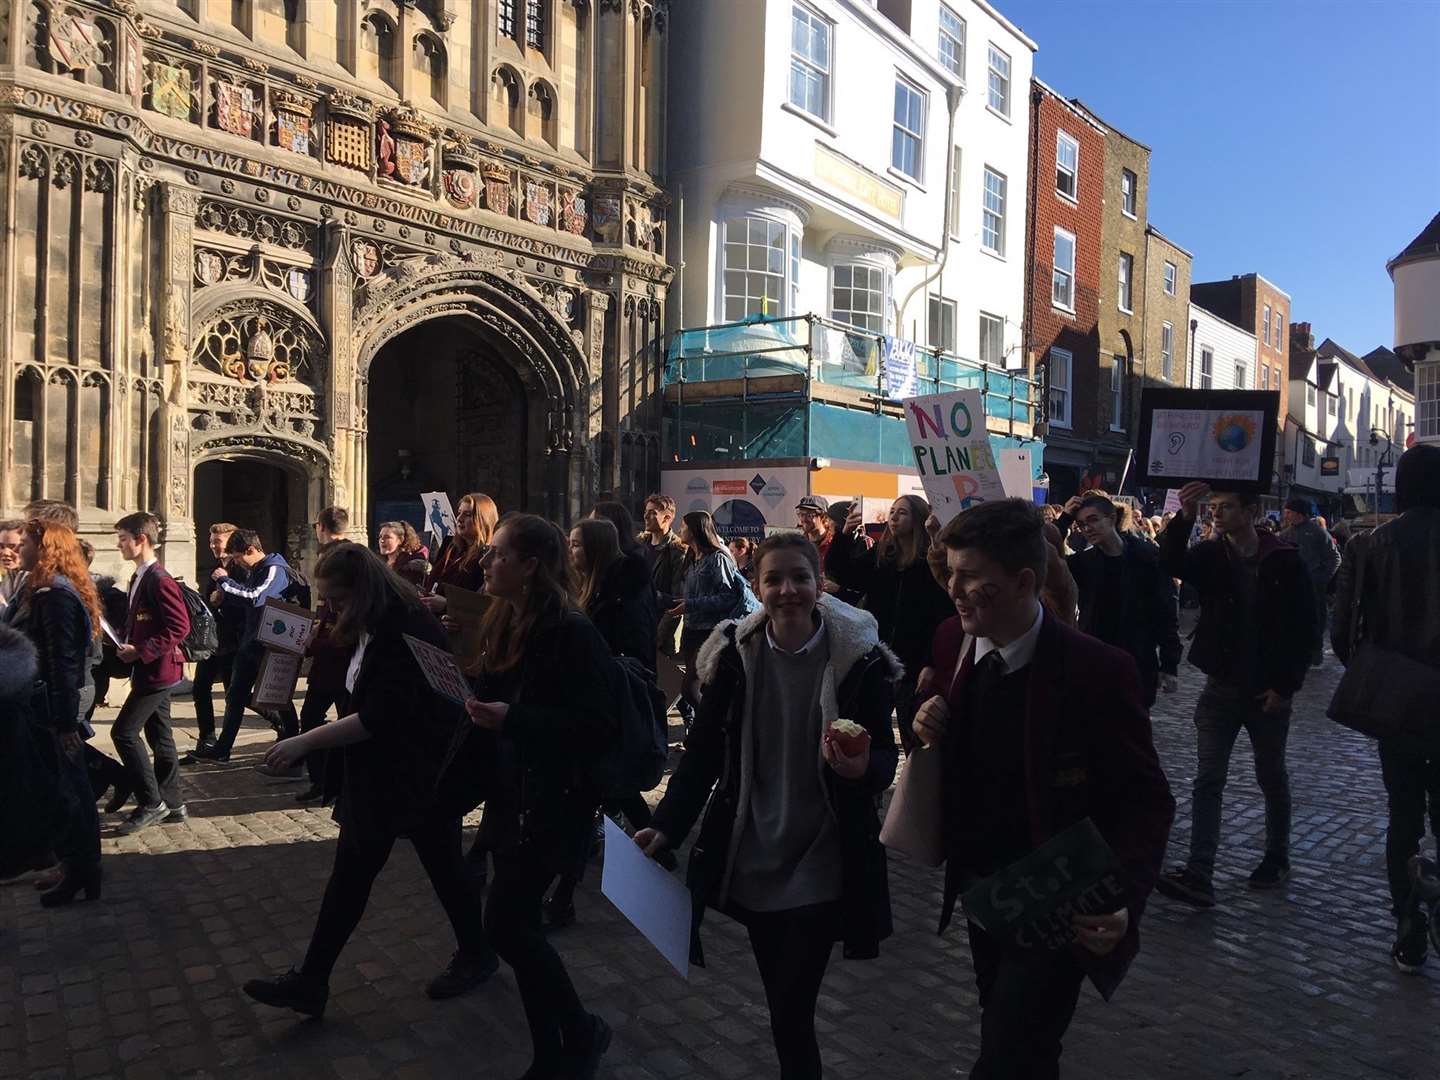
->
xmin=651 ymin=597 xmax=901 ymax=966
xmin=824 ymin=529 xmax=955 ymax=674
xmin=587 ymin=549 xmax=658 ymax=672
xmin=334 ymin=599 xmax=467 ymax=844
xmin=1 ymin=578 xmax=93 ymax=734
xmin=474 ymin=608 xmax=617 ymax=872
xmin=1064 ymin=532 xmax=1181 ymax=706
xmin=1160 ymin=516 xmax=1316 ymax=697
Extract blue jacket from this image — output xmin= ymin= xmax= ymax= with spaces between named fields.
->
xmin=682 ymin=549 xmax=759 ymax=633
xmin=216 ymin=553 xmax=292 ymax=643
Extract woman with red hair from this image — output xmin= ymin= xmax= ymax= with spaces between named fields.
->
xmin=1 ymin=518 xmax=104 ymax=906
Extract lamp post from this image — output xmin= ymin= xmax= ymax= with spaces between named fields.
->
xmin=1368 ymin=427 xmax=1394 ymax=528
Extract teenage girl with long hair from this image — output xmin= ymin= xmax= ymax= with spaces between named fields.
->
xmin=668 ymin=510 xmax=757 ymax=714
xmin=1 ymin=519 xmax=104 ymax=905
xmin=464 ymin=514 xmax=616 ymax=1078
xmin=422 ymin=491 xmax=499 ymax=608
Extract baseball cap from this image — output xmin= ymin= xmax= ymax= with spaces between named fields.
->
xmin=795 ymin=495 xmax=829 ymax=513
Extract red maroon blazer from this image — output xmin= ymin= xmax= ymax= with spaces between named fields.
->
xmin=932 ymin=609 xmax=1175 ymax=1000
xmin=124 ymin=563 xmax=190 ymax=692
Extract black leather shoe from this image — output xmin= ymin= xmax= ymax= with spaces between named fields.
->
xmin=295 ymin=784 xmax=323 ymax=804
xmin=425 ymin=950 xmax=499 ymax=1000
xmin=243 ymin=969 xmax=328 ymax=1017
xmin=118 ymin=803 xmax=169 ymax=836
xmin=39 ymin=862 xmax=102 ymax=907
xmin=182 ymin=743 xmax=229 ymax=765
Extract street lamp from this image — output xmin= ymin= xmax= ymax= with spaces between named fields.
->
xmin=1368 ymin=427 xmax=1394 ymax=528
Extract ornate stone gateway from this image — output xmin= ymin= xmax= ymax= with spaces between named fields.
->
xmin=0 ymin=0 xmax=673 ymax=580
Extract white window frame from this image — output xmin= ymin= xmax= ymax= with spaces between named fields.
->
xmin=938 ymin=5 xmax=965 ymax=79
xmin=1306 ymin=382 xmax=1317 ymax=408
xmin=1110 ymin=356 xmax=1126 ymax=432
xmin=1055 ymin=131 xmax=1079 ymax=201
xmin=1048 ymin=347 xmax=1072 ymax=428
xmin=788 ymin=3 xmax=832 ymax=124
xmin=1235 ymin=360 xmax=1247 ymax=390
xmin=1262 ymin=304 xmax=1271 ymax=346
xmin=1328 ymin=392 xmax=1339 ymax=418
xmin=947 ymin=146 xmax=962 ymax=239
xmin=891 ymin=76 xmax=927 ymax=181
xmin=986 ymin=43 xmax=1011 ymax=117
xmin=719 ymin=213 xmax=796 ymax=322
xmin=1161 ymin=321 xmax=1173 ymax=381
xmin=1274 ymin=312 xmax=1283 ymax=352
xmin=1052 ymin=226 xmax=1076 ymax=312
xmin=830 ymin=261 xmax=890 ymax=334
xmin=1261 ymin=365 xmax=1269 ymax=391
xmin=1120 ymin=168 xmax=1137 ymax=218
xmin=1163 ymin=261 xmax=1177 ymax=296
xmin=928 ymin=294 xmax=957 ymax=352
xmin=1117 ymin=252 xmax=1133 ymax=314
xmin=979 ymin=312 xmax=1004 ymax=368
xmin=1200 ymin=347 xmax=1214 ymax=390
xmin=981 ymin=167 xmax=1006 ymax=256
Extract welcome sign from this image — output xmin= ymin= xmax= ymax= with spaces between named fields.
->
xmin=903 ymin=389 xmax=1008 ymax=525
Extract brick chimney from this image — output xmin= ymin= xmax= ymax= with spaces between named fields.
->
xmin=1291 ymin=321 xmax=1314 ymax=350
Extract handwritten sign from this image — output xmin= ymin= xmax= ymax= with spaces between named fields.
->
xmin=404 ymin=633 xmax=472 ymax=706
xmin=961 ymin=818 xmax=1127 ymax=951
xmin=1136 ymin=389 xmax=1279 ymax=494
xmin=902 ymin=389 xmax=1008 ymax=525
xmin=255 ymin=600 xmax=316 ymax=656
xmin=251 ymin=649 xmax=303 ymax=709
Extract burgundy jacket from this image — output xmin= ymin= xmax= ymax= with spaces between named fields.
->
xmin=124 ymin=563 xmax=190 ymax=692
xmin=932 ymin=610 xmax=1174 ymax=1000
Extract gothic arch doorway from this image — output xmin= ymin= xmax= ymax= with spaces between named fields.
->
xmin=366 ymin=317 xmax=531 ymax=537
xmin=192 ymin=454 xmax=310 ymax=576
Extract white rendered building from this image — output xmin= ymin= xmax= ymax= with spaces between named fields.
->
xmin=666 ymin=0 xmax=1035 ymax=366
xmin=1388 ymin=212 xmax=1440 ymax=444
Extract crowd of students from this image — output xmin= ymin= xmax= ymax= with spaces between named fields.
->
xmin=3 ymin=453 xmax=1438 ymax=1078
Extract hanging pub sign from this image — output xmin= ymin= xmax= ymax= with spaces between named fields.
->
xmin=1320 ymin=455 xmax=1341 ymax=478
xmin=1135 ymin=388 xmax=1280 ymax=495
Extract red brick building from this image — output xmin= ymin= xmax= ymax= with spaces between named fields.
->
xmin=1025 ymin=80 xmax=1107 ymax=499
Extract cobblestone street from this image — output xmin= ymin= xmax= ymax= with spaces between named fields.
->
xmin=3 ymin=643 xmax=1437 ymax=1080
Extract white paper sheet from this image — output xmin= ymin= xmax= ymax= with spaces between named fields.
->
xmin=600 ymin=816 xmax=692 ymax=980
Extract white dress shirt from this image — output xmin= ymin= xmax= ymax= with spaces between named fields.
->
xmin=971 ymin=601 xmax=1045 ymax=675
xmin=345 ymin=631 xmax=372 ymax=694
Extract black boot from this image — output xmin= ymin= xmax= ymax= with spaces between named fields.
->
xmin=243 ymin=969 xmax=328 ymax=1017
xmin=39 ymin=862 xmax=102 ymax=908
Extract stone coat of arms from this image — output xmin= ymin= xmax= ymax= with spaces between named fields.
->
xmin=482 ymin=167 xmax=512 ymax=216
xmin=216 ymin=83 xmax=258 ymax=138
xmin=524 ymin=182 xmax=553 ymax=227
xmin=352 ymin=240 xmax=380 ymax=278
xmin=48 ymin=14 xmax=104 ymax=72
xmin=149 ymin=62 xmax=194 ymax=121
xmin=560 ymin=191 xmax=587 ymax=236
xmin=592 ymin=195 xmax=622 ymax=243
xmin=393 ymin=138 xmax=431 ymax=186
xmin=444 ymin=169 xmax=477 ymax=209
xmin=276 ymin=112 xmax=311 ymax=155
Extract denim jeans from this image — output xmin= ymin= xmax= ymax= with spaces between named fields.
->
xmin=1187 ymin=678 xmax=1292 ymax=879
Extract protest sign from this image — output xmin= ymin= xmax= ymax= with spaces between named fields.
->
xmin=440 ymin=584 xmax=490 ymax=674
xmin=961 ymin=818 xmax=1127 ymax=951
xmin=1136 ymin=388 xmax=1279 ymax=494
xmin=421 ymin=492 xmax=457 ymax=542
xmin=251 ymin=649 xmax=303 ymax=709
xmin=255 ymin=600 xmax=316 ymax=656
xmin=902 ymin=389 xmax=1008 ymax=525
xmin=403 ymin=633 xmax=472 ymax=706
xmin=997 ymin=447 xmax=1035 ymax=501
xmin=1162 ymin=489 xmax=1182 ymax=515
xmin=601 ymin=816 xmax=692 ymax=979
xmin=882 ymin=335 xmax=918 ymax=400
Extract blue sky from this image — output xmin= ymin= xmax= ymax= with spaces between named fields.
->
xmin=997 ymin=0 xmax=1439 ymax=355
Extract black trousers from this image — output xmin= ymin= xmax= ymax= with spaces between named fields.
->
xmin=550 ymin=796 xmax=654 ymax=907
xmin=734 ymin=901 xmax=841 ymax=1080
xmin=301 ymin=816 xmax=493 ymax=982
xmin=192 ymin=651 xmax=235 ymax=743
xmin=216 ymin=641 xmax=299 ymax=757
xmin=966 ymin=924 xmax=1086 ymax=1080
xmin=110 ymin=687 xmax=182 ymax=810
xmin=486 ymin=850 xmax=590 ymax=1067
xmin=35 ymin=730 xmax=101 ymax=867
xmin=1378 ymin=736 xmax=1440 ymax=922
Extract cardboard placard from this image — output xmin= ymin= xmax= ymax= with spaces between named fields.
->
xmin=251 ymin=648 xmax=303 ymax=709
xmin=961 ymin=818 xmax=1127 ymax=950
xmin=902 ymin=389 xmax=1008 ymax=526
xmin=255 ymin=599 xmax=317 ymax=656
xmin=404 ymin=633 xmax=472 ymax=706
xmin=1135 ymin=388 xmax=1280 ymax=494
xmin=421 ymin=491 xmax=457 ymax=542
xmin=440 ymin=583 xmax=491 ymax=674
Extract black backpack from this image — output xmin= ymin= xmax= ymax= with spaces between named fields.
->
xmin=175 ymin=580 xmax=219 ymax=662
xmin=280 ymin=565 xmax=312 ymax=610
xmin=590 ymin=656 xmax=669 ymax=798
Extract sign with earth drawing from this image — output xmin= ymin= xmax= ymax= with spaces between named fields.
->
xmin=1136 ymin=388 xmax=1280 ymax=495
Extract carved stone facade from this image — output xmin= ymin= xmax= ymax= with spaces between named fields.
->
xmin=1 ymin=0 xmax=672 ymax=578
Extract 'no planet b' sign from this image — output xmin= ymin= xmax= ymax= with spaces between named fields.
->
xmin=903 ymin=389 xmax=1008 ymax=526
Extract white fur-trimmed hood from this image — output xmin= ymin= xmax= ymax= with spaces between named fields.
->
xmin=695 ymin=593 xmax=904 ymax=696
xmin=0 ymin=624 xmax=38 ymax=700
